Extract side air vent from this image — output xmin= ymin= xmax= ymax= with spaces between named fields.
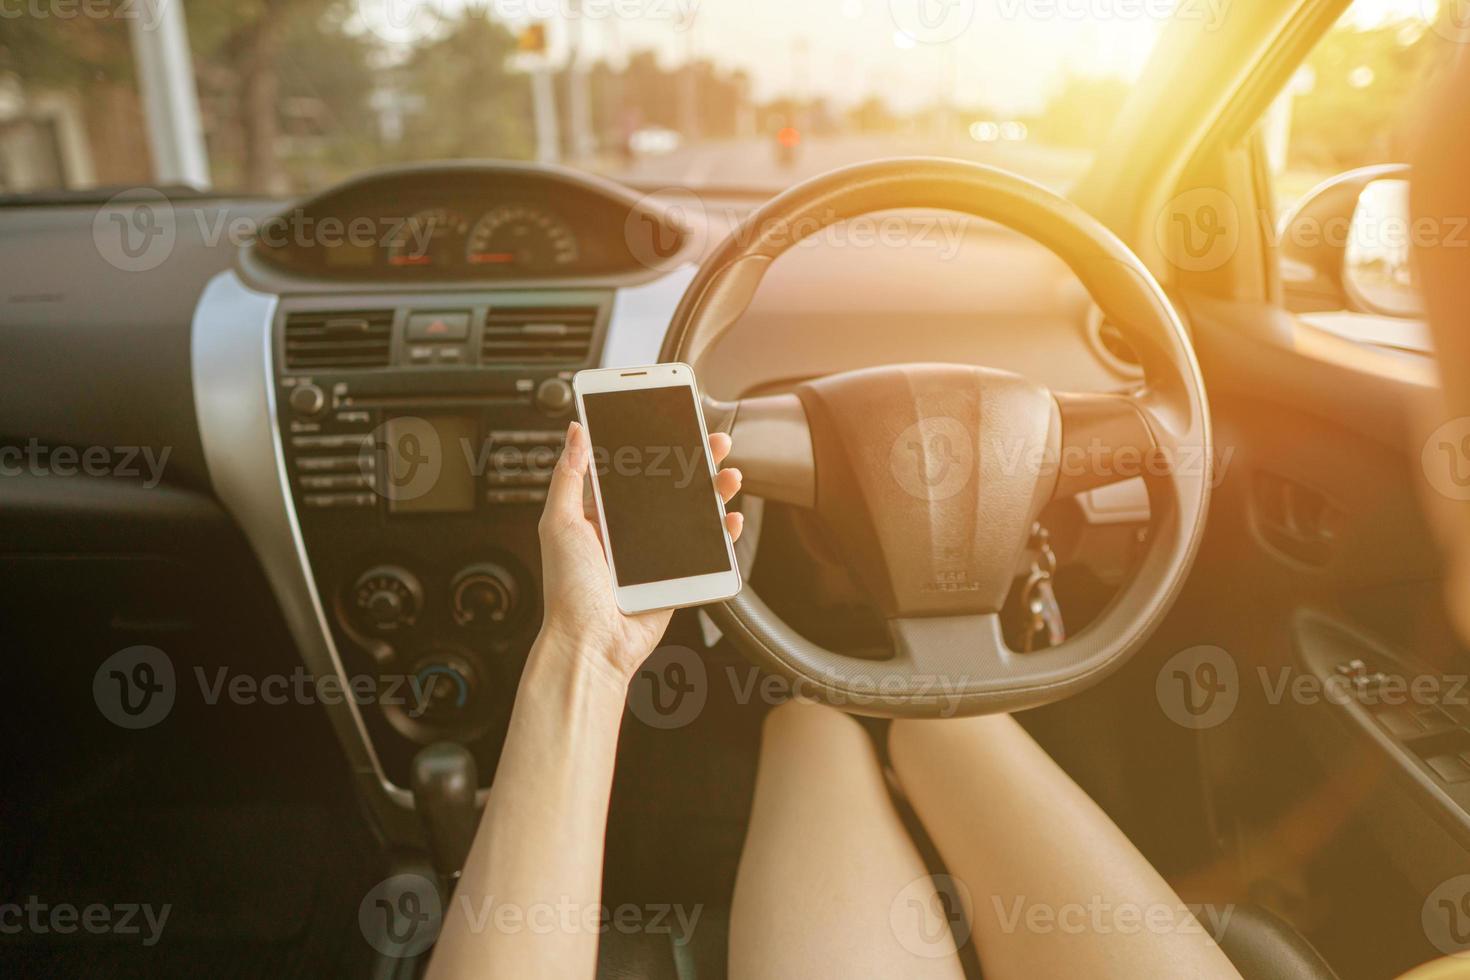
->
xmin=1097 ymin=321 xmax=1141 ymax=367
xmin=1086 ymin=306 xmax=1142 ymax=374
xmin=284 ymin=310 xmax=393 ymax=370
xmin=482 ymin=305 xmax=598 ymax=365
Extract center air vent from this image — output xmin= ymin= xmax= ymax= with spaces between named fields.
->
xmin=284 ymin=310 xmax=393 ymax=370
xmin=482 ymin=305 xmax=598 ymax=365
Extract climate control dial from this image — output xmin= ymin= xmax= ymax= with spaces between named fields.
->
xmin=450 ymin=563 xmax=520 ymax=629
xmin=352 ymin=566 xmax=423 ymax=632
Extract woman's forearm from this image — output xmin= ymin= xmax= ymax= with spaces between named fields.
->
xmin=425 ymin=633 xmax=628 ymax=979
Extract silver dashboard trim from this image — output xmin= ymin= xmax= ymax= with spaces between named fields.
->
xmin=190 ymin=272 xmax=418 ymax=817
xmin=602 ymin=265 xmax=697 ymax=367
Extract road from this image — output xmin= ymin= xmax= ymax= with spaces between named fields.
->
xmin=603 ymin=134 xmax=1093 ymax=192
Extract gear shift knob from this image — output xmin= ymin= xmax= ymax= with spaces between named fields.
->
xmin=410 ymin=742 xmax=480 ymax=881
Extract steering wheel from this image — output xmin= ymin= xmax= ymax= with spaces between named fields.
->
xmin=658 ymin=158 xmax=1212 ymax=718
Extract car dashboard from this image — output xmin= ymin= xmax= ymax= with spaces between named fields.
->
xmin=1 ymin=160 xmax=1145 ymax=844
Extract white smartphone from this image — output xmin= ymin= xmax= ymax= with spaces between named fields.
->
xmin=573 ymin=363 xmax=743 ymax=614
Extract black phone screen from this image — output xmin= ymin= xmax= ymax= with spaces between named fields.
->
xmin=581 ymin=384 xmax=731 ymax=587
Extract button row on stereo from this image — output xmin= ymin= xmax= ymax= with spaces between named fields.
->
xmin=300 ymin=473 xmax=377 ymax=492
xmin=489 ymin=430 xmax=566 ymax=446
xmin=298 ymin=454 xmax=376 ymax=474
xmin=487 ymin=489 xmax=549 ymax=505
xmin=293 ymin=433 xmax=373 ymax=451
xmin=486 ymin=471 xmax=553 ymax=487
xmin=409 ymin=345 xmax=467 ymax=366
xmin=303 ymin=492 xmax=377 ymax=510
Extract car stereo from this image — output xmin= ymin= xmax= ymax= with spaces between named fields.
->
xmin=270 ymin=292 xmax=611 ymax=788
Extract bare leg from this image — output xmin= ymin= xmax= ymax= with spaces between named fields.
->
xmin=729 ymin=700 xmax=966 ymax=980
xmin=889 ymin=713 xmax=1242 ymax=980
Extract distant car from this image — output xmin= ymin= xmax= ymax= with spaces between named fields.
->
xmin=628 ymin=126 xmax=682 ymax=157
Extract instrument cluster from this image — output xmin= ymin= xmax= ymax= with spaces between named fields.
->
xmin=382 ymin=204 xmax=580 ymax=275
xmin=249 ymin=164 xmax=678 ymax=284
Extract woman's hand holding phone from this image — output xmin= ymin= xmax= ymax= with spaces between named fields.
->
xmin=536 ymin=420 xmax=744 ymax=688
xmin=431 ymin=423 xmax=741 ymax=980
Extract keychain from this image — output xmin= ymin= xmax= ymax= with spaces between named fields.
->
xmin=1021 ymin=522 xmax=1066 ymax=652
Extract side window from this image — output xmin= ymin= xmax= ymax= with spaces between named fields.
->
xmin=1265 ymin=4 xmax=1440 ymax=217
xmin=1262 ymin=2 xmax=1457 ymax=323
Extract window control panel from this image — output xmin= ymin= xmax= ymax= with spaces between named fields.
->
xmin=1348 ymin=660 xmax=1470 ymax=791
xmin=1297 ymin=612 xmax=1470 ymax=842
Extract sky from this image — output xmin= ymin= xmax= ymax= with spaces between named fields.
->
xmin=353 ymin=0 xmax=1442 ymax=115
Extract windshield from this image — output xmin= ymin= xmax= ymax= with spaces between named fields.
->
xmin=0 ymin=0 xmax=1192 ymax=199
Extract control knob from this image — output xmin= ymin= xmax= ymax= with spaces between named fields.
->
xmin=451 ymin=563 xmax=520 ymax=629
xmin=535 ymin=378 xmax=574 ymax=416
xmin=352 ymin=566 xmax=423 ymax=632
xmin=288 ymin=382 xmax=327 ymax=418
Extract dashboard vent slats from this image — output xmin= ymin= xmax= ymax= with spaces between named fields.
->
xmin=481 ymin=306 xmax=598 ymax=365
xmin=284 ymin=310 xmax=393 ymax=370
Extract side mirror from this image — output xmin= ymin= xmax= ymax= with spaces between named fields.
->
xmin=1343 ymin=177 xmax=1424 ymax=319
xmin=1278 ymin=163 xmax=1422 ymax=318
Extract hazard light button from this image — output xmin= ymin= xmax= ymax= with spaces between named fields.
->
xmin=407 ymin=311 xmax=470 ymax=342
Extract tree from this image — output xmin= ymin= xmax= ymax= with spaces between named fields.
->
xmin=187 ymin=0 xmax=352 ymax=193
xmin=390 ymin=10 xmax=533 ymax=163
xmin=1286 ymin=18 xmax=1443 ymax=174
xmin=0 ymin=3 xmax=150 ymax=186
xmin=0 ymin=0 xmax=378 ymax=192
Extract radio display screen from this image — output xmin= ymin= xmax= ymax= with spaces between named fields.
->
xmin=384 ymin=415 xmax=478 ymax=514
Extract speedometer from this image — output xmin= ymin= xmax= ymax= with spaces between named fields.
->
xmin=386 ymin=208 xmax=469 ymax=269
xmin=465 ymin=206 xmax=579 ymax=273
